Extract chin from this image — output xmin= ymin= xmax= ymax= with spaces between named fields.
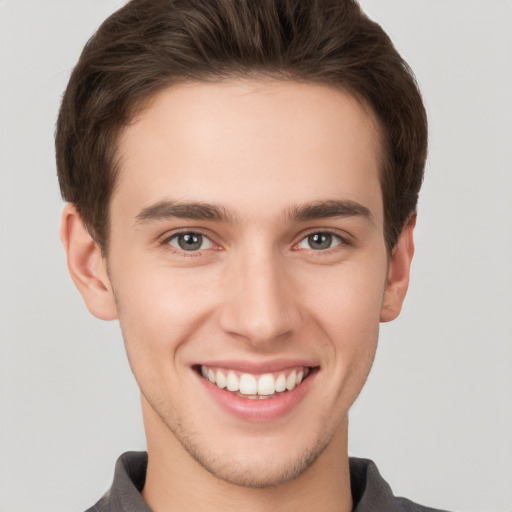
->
xmin=193 ymin=445 xmax=326 ymax=488
xmin=172 ymin=421 xmax=335 ymax=488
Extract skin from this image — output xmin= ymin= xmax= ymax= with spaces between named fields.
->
xmin=61 ymin=80 xmax=415 ymax=512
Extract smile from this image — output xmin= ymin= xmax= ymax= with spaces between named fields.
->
xmin=199 ymin=365 xmax=312 ymax=399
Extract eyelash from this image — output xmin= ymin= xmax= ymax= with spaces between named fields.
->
xmin=161 ymin=228 xmax=350 ymax=256
xmin=161 ymin=230 xmax=218 ymax=256
xmin=294 ymin=230 xmax=350 ymax=253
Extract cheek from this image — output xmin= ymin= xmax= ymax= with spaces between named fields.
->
xmin=113 ymin=273 xmax=211 ymax=413
xmin=313 ymin=281 xmax=382 ymax=417
xmin=112 ymin=263 xmax=227 ymax=368
xmin=301 ymin=259 xmax=385 ymax=384
xmin=301 ymin=257 xmax=387 ymax=329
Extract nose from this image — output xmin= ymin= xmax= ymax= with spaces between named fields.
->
xmin=218 ymin=249 xmax=300 ymax=349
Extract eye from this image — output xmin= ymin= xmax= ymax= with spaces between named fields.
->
xmin=297 ymin=232 xmax=342 ymax=251
xmin=167 ymin=232 xmax=214 ymax=251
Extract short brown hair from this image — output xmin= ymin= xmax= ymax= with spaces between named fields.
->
xmin=56 ymin=0 xmax=427 ymax=252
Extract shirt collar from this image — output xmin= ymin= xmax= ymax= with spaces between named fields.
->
xmin=94 ymin=451 xmax=399 ymax=512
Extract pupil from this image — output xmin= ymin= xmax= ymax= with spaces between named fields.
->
xmin=309 ymin=233 xmax=331 ymax=250
xmin=178 ymin=233 xmax=202 ymax=251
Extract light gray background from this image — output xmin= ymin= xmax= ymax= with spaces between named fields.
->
xmin=1 ymin=1 xmax=511 ymax=511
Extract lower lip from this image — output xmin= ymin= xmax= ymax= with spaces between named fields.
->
xmin=196 ymin=369 xmax=316 ymax=421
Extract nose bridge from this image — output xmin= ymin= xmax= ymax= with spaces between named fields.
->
xmin=219 ymin=242 xmax=299 ymax=346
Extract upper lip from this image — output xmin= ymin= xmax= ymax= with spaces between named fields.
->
xmin=193 ymin=359 xmax=319 ymax=374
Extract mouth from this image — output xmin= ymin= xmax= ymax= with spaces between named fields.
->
xmin=194 ymin=364 xmax=315 ymax=400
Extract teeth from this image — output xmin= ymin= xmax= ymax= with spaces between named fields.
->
xmin=257 ymin=374 xmax=275 ymax=395
xmin=286 ymin=370 xmax=297 ymax=391
xmin=226 ymin=372 xmax=239 ymax=392
xmin=215 ymin=370 xmax=227 ymax=389
xmin=275 ymin=373 xmax=287 ymax=392
xmin=239 ymin=374 xmax=257 ymax=394
xmin=200 ymin=365 xmax=311 ymax=397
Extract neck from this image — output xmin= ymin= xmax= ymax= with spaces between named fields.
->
xmin=141 ymin=399 xmax=353 ymax=512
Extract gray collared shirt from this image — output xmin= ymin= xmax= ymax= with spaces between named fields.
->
xmin=86 ymin=452 xmax=448 ymax=512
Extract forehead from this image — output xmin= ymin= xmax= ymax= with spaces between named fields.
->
xmin=114 ymin=80 xmax=383 ymax=224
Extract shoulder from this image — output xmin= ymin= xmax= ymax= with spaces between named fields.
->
xmin=350 ymin=457 xmax=450 ymax=512
xmin=83 ymin=452 xmax=150 ymax=512
xmin=83 ymin=489 xmax=114 ymax=512
xmin=393 ymin=497 xmax=450 ymax=512
xmin=84 ymin=499 xmax=109 ymax=512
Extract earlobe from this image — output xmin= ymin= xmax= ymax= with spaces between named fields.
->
xmin=380 ymin=214 xmax=416 ymax=323
xmin=60 ymin=204 xmax=118 ymax=321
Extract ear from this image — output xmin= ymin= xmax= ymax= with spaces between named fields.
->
xmin=380 ymin=214 xmax=416 ymax=322
xmin=60 ymin=203 xmax=118 ymax=321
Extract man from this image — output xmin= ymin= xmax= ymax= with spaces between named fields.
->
xmin=56 ymin=0 xmax=444 ymax=510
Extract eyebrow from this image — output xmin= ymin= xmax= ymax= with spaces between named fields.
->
xmin=286 ymin=199 xmax=373 ymax=224
xmin=134 ymin=198 xmax=373 ymax=226
xmin=135 ymin=200 xmax=236 ymax=224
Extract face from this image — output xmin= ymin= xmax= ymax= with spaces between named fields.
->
xmin=93 ymin=80 xmax=406 ymax=486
